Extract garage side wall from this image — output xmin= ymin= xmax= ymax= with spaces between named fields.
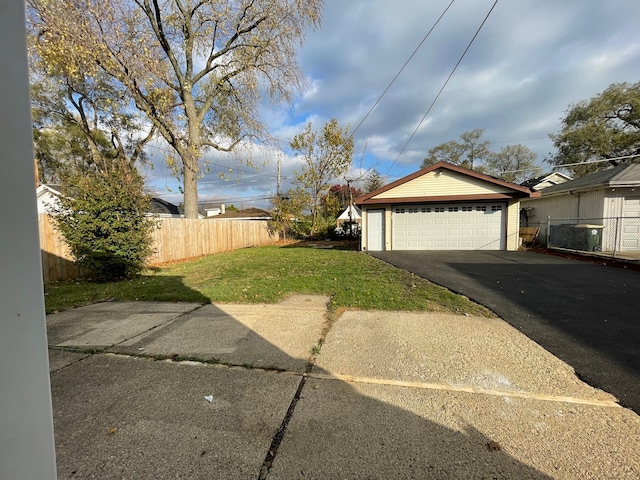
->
xmin=521 ymin=190 xmax=609 ymax=246
xmin=506 ymin=199 xmax=521 ymax=251
xmin=521 ymin=195 xmax=578 ymax=245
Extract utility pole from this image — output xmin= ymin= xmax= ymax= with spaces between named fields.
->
xmin=347 ymin=179 xmax=353 ymax=236
xmin=277 ymin=155 xmax=281 ymax=197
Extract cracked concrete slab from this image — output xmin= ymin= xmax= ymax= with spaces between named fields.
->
xmin=131 ymin=296 xmax=328 ymax=371
xmin=51 ymin=354 xmax=300 ymax=480
xmin=48 ymin=350 xmax=91 ymax=373
xmin=46 ymin=301 xmax=202 ymax=347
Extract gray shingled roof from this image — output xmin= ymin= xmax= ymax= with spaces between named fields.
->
xmin=207 ymin=207 xmax=272 ymax=219
xmin=149 ymin=197 xmax=181 ymax=215
xmin=540 ymin=163 xmax=640 ymax=195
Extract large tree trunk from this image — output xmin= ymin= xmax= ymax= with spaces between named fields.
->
xmin=183 ymin=156 xmax=199 ymax=219
xmin=183 ymin=94 xmax=201 ymax=219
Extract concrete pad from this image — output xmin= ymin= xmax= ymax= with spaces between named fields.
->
xmin=315 ymin=311 xmax=615 ymax=403
xmin=270 ymin=378 xmax=640 ymax=479
xmin=50 ymin=353 xmax=300 ymax=480
xmin=136 ymin=296 xmax=328 ymax=371
xmin=47 ymin=301 xmax=201 ymax=347
xmin=48 ymin=350 xmax=91 ymax=373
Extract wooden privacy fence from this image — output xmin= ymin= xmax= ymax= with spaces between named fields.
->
xmin=39 ymin=215 xmax=280 ymax=283
xmin=148 ymin=217 xmax=279 ymax=264
xmin=39 ymin=214 xmax=88 ymax=283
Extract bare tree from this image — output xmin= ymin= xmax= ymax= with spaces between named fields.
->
xmin=28 ymin=0 xmax=323 ymax=217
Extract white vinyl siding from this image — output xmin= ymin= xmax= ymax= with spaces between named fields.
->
xmin=372 ymin=169 xmax=513 ymax=200
xmin=392 ymin=203 xmax=505 ymax=250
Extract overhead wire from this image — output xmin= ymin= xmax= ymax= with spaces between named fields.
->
xmin=348 ymin=0 xmax=456 ymax=140
xmin=384 ymin=0 xmax=500 ymax=176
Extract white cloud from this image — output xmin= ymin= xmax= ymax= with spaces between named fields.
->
xmin=144 ymin=0 xmax=640 ymax=205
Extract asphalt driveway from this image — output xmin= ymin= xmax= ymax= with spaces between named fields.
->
xmin=370 ymin=250 xmax=640 ymax=413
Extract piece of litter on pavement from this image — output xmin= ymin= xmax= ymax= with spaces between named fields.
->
xmin=487 ymin=440 xmax=501 ymax=451
xmin=138 ymin=347 xmax=144 ymax=351
xmin=204 ymin=395 xmax=213 ymax=403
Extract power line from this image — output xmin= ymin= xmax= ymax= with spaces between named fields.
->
xmin=385 ymin=0 xmax=500 ymax=175
xmin=551 ymin=154 xmax=640 ymax=168
xmin=348 ymin=0 xmax=457 ymax=140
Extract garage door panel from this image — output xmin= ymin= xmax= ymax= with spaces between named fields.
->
xmin=621 ymin=197 xmax=640 ymax=250
xmin=393 ymin=203 xmax=505 ymax=250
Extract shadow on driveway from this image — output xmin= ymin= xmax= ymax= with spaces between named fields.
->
xmin=48 ymin=298 xmax=554 ymax=479
xmin=370 ymin=250 xmax=640 ymax=413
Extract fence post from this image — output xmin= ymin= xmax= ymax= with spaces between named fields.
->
xmin=613 ymin=216 xmax=619 ymax=259
xmin=546 ymin=216 xmax=551 ymax=248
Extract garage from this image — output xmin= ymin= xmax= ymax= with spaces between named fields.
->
xmin=392 ymin=203 xmax=505 ymax=250
xmin=356 ymin=161 xmax=537 ymax=252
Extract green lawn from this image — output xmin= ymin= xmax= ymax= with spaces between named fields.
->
xmin=44 ymin=243 xmax=493 ymax=317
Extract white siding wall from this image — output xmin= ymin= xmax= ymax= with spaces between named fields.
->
xmin=521 ymin=188 xmax=636 ymax=250
xmin=520 ymin=195 xmax=579 ymax=245
xmin=384 ymin=207 xmax=392 ymax=250
xmin=603 ymin=188 xmax=636 ymax=217
xmin=577 ymin=189 xmax=605 ymax=219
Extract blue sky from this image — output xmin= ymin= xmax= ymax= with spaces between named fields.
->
xmin=144 ymin=0 xmax=640 ymax=209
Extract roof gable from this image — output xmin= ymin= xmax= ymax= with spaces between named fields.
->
xmin=356 ymin=161 xmax=535 ymax=205
xmin=36 ymin=184 xmax=62 ymax=198
xmin=337 ymin=204 xmax=362 ymax=220
xmin=149 ymin=197 xmax=181 ymax=215
xmin=520 ymin=172 xmax=572 ymax=190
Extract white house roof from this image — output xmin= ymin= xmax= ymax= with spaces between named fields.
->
xmin=36 ymin=184 xmax=63 ymax=214
xmin=520 ymin=172 xmax=572 ymax=190
xmin=337 ymin=204 xmax=361 ymax=221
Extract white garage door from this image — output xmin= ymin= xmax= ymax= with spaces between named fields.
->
xmin=392 ymin=203 xmax=505 ymax=250
xmin=621 ymin=197 xmax=640 ymax=251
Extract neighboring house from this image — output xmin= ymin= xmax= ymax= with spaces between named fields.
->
xmin=37 ymin=186 xmax=182 ymax=219
xmin=36 ymin=184 xmax=62 ymax=214
xmin=148 ymin=198 xmax=182 ymax=218
xmin=355 ymin=161 xmax=538 ymax=251
xmin=204 ymin=204 xmax=227 ymax=217
xmin=206 ymin=207 xmax=272 ymax=220
xmin=520 ymin=163 xmax=640 ymax=252
xmin=520 ymin=171 xmax=572 ymax=191
xmin=336 ymin=204 xmax=362 ymax=228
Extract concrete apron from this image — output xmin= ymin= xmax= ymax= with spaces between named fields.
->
xmin=48 ymin=297 xmax=640 ymax=479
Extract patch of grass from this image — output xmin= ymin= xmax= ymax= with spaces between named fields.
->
xmin=44 ymin=245 xmax=493 ymax=317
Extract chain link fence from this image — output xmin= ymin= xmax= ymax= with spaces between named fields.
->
xmin=546 ymin=216 xmax=640 ymax=259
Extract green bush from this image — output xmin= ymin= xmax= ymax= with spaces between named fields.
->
xmin=50 ymin=165 xmax=156 ymax=281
